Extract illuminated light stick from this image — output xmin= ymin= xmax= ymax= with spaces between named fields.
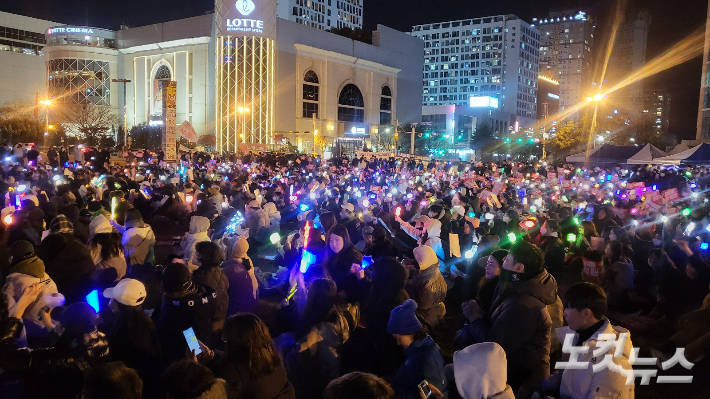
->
xmin=378 ymin=217 xmax=395 ymax=237
xmin=395 ymin=207 xmax=401 ymax=218
xmin=3 ymin=214 xmax=13 ymax=225
xmin=298 ymin=222 xmax=313 ymax=273
xmin=111 ymin=197 xmax=117 ymax=220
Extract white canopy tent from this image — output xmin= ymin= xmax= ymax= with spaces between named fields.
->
xmin=626 ymin=144 xmax=668 ymax=164
xmin=650 ymin=143 xmax=710 ymax=165
xmin=668 ymin=142 xmax=690 ymax=155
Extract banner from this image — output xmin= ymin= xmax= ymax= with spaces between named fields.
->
xmin=161 ymin=81 xmax=177 ymax=162
xmin=176 ymin=121 xmax=198 ymax=143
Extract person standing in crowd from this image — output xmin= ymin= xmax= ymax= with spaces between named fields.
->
xmin=323 ymin=224 xmax=363 ymax=302
xmin=388 ymin=299 xmax=447 ymax=399
xmin=222 ymin=237 xmax=259 ymax=315
xmin=119 ymin=208 xmax=156 ymax=269
xmin=88 ymin=214 xmax=126 ymax=283
xmin=454 ymin=241 xmax=557 ymax=398
xmin=81 ymin=362 xmax=143 ymax=399
xmin=407 ymin=245 xmax=447 ymax=330
xmin=193 ymin=241 xmax=230 ymax=332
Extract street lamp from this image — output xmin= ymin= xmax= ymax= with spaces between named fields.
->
xmin=237 ymin=106 xmax=250 ymax=149
xmin=39 ymin=100 xmax=51 ymax=150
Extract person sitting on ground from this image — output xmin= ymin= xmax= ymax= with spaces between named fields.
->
xmin=81 ymin=361 xmax=143 ymax=399
xmin=407 ymin=245 xmax=447 ymax=329
xmin=541 ymin=282 xmax=634 ymax=399
xmin=323 ymin=372 xmax=394 ymax=399
xmin=162 ymin=359 xmax=228 ymax=399
xmin=221 ymin=237 xmax=259 ymax=315
xmin=193 ymin=241 xmax=229 ymax=332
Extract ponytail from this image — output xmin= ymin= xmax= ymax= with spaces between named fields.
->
xmin=242 ymin=257 xmax=252 ymax=271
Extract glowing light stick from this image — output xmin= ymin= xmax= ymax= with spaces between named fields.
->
xmin=111 ymin=197 xmax=117 ymax=220
xmin=3 ymin=214 xmax=13 ymax=225
xmin=186 ymin=194 xmax=194 ymax=203
xmin=395 ymin=207 xmax=401 ymax=218
xmin=507 ymin=232 xmax=517 ymax=244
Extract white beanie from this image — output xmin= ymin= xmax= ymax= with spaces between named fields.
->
xmin=413 ymin=245 xmax=438 ymax=270
xmin=424 ymin=218 xmax=442 ymax=238
xmin=90 ymin=214 xmax=114 ymax=235
xmin=23 ymin=194 xmax=39 ymax=207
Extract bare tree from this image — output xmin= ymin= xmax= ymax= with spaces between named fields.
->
xmin=61 ymin=104 xmax=117 ymax=146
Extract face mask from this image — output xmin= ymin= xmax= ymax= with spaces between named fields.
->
xmin=540 ymin=226 xmax=548 ymax=235
xmin=652 ymin=239 xmax=662 ymax=246
xmin=503 ymin=215 xmax=511 ymax=223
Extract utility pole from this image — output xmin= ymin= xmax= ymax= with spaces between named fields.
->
xmin=112 ymin=79 xmax=131 ymax=152
xmin=410 ymin=123 xmax=418 ymax=155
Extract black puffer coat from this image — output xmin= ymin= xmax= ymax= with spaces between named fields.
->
xmin=0 ymin=317 xmax=110 ymax=399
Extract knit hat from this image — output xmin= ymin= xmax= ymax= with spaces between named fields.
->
xmin=232 ymin=237 xmax=249 ymax=259
xmin=49 ymin=214 xmax=73 ymax=234
xmin=423 ymin=218 xmax=442 ymax=237
xmin=124 ymin=208 xmax=144 ymax=229
xmin=413 ymin=245 xmax=439 ymax=270
xmin=451 ymin=205 xmax=465 ymax=218
xmin=23 ymin=194 xmax=39 ymax=207
xmin=90 ymin=214 xmax=113 ymax=235
xmin=162 ymin=262 xmax=194 ymax=295
xmin=103 ymin=278 xmax=147 ymax=306
xmin=57 ymin=302 xmax=97 ymax=336
xmin=341 ymin=203 xmax=355 ymax=213
xmin=362 ymin=225 xmax=375 ymax=237
xmin=8 ymin=240 xmax=35 ymax=265
xmin=248 ymin=200 xmax=260 ymax=209
xmin=387 ymin=299 xmax=423 ymax=335
xmin=489 ymin=249 xmax=509 ymax=268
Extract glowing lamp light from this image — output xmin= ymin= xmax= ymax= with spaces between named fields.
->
xmin=567 ymin=233 xmax=577 ymax=243
xmin=484 ymin=213 xmax=494 ymax=220
xmin=17 ymin=184 xmax=26 ymax=192
xmin=661 ymin=216 xmax=668 ymax=223
xmin=701 ymin=242 xmax=709 ymax=251
xmin=507 ymin=232 xmax=517 ymax=244
xmin=395 ymin=207 xmax=401 ymax=218
xmin=420 ymin=200 xmax=428 ymax=207
xmin=361 ymin=256 xmax=374 ymax=269
xmin=363 ymin=199 xmax=370 ymax=208
xmin=464 ymin=250 xmax=474 ymax=259
xmin=681 ymin=208 xmax=691 ymax=217
xmin=3 ymin=214 xmax=13 ymax=225
xmin=573 ymin=216 xmax=580 ymax=226
xmin=523 ymin=219 xmax=536 ymax=229
xmin=269 ymin=232 xmax=281 ymax=244
xmin=185 ymin=194 xmax=194 ymax=203
xmin=299 ymin=204 xmax=310 ymax=212
xmin=468 ymin=211 xmax=475 ymax=218
xmin=630 ymin=208 xmax=639 ymax=215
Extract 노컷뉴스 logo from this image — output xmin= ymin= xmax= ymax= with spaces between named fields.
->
xmin=236 ymin=0 xmax=256 ymax=16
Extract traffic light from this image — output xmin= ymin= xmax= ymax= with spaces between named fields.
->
xmin=516 ymin=138 xmax=523 ymax=143
xmin=528 ymin=138 xmax=534 ymax=143
xmin=504 ymin=138 xmax=511 ymax=143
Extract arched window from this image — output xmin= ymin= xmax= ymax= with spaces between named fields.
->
xmin=154 ymin=65 xmax=171 ymax=80
xmin=338 ymin=84 xmax=364 ymax=123
xmin=303 ymin=70 xmax=319 ymax=118
xmin=380 ymin=85 xmax=392 ymax=125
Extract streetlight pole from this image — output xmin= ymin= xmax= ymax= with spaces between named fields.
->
xmin=112 ymin=79 xmax=131 ymax=152
xmin=39 ymin=100 xmax=51 ymax=151
xmin=584 ymin=94 xmax=603 ymax=164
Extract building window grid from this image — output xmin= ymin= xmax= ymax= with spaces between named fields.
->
xmin=302 ymin=70 xmax=320 ymax=118
xmin=47 ymin=59 xmax=111 ymax=106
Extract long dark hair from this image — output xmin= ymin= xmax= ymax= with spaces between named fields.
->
xmin=115 ymin=302 xmax=160 ymax=355
xmin=195 ymin=241 xmax=224 ymax=268
xmin=223 ymin=314 xmax=280 ymax=377
xmin=90 ymin=232 xmax=123 ymax=260
xmin=298 ymin=278 xmax=342 ymax=338
xmin=325 ymin=224 xmax=352 ymax=255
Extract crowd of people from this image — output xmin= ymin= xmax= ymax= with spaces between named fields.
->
xmin=1 ymin=148 xmax=710 ymax=399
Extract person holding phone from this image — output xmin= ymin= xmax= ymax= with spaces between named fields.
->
xmin=388 ymin=299 xmax=447 ymax=399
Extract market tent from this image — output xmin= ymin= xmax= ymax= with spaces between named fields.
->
xmin=669 ymin=142 xmax=690 ymax=155
xmin=566 ymin=144 xmax=640 ymax=165
xmin=650 ymin=143 xmax=710 ymax=165
xmin=626 ymin=144 xmax=668 ymax=164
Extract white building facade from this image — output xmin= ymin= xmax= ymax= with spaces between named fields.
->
xmin=276 ymin=0 xmax=363 ymax=31
xmin=411 ymin=15 xmax=540 ymax=129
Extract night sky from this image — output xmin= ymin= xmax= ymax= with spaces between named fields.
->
xmin=2 ymin=0 xmax=707 ymax=140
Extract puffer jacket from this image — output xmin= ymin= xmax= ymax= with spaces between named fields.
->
xmin=324 ymin=245 xmax=363 ymax=302
xmin=542 ymin=318 xmax=635 ymax=399
xmin=181 ymin=216 xmax=210 ymax=271
xmin=0 ymin=317 xmax=109 ymax=399
xmin=123 ymin=226 xmax=156 ymax=267
xmin=193 ymin=265 xmax=230 ymax=331
xmin=603 ymin=258 xmax=635 ymax=306
xmin=406 ymin=266 xmax=447 ymax=328
xmin=454 ymin=269 xmax=558 ymax=397
xmin=393 ymin=336 xmax=447 ymax=399
xmin=156 ymin=284 xmax=217 ymax=365
xmin=245 ymin=208 xmax=269 ymax=243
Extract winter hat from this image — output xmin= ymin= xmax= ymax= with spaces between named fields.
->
xmin=451 ymin=205 xmax=465 ymax=218
xmin=8 ymin=240 xmax=35 ymax=266
xmin=248 ymin=200 xmax=260 ymax=209
xmin=90 ymin=214 xmax=114 ymax=236
xmin=124 ymin=208 xmax=144 ymax=229
xmin=162 ymin=262 xmax=195 ymax=295
xmin=341 ymin=203 xmax=355 ymax=213
xmin=489 ymin=249 xmax=509 ymax=268
xmin=231 ymin=237 xmax=249 ymax=259
xmin=413 ymin=245 xmax=438 ymax=270
xmin=23 ymin=194 xmax=39 ymax=207
xmin=49 ymin=214 xmax=74 ymax=234
xmin=387 ymin=299 xmax=423 ymax=335
xmin=103 ymin=278 xmax=147 ymax=306
xmin=453 ymin=342 xmax=510 ymax=399
xmin=57 ymin=302 xmax=98 ymax=336
xmin=362 ymin=225 xmax=375 ymax=237
xmin=423 ymin=218 xmax=442 ymax=237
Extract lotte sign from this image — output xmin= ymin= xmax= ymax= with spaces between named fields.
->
xmin=220 ymin=0 xmax=276 ymax=38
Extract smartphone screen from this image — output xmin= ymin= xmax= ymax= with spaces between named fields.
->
xmin=183 ymin=328 xmax=202 ymax=355
xmin=418 ymin=381 xmax=431 ymax=398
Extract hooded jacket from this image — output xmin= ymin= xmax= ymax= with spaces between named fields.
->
xmin=245 ymin=207 xmax=269 ymax=243
xmin=3 ymin=257 xmax=60 ymax=326
xmin=0 ymin=317 xmax=110 ymax=399
xmin=193 ymin=265 xmax=230 ymax=331
xmin=454 ymin=269 xmax=558 ymax=396
xmin=37 ymin=233 xmax=96 ymax=304
xmin=221 ymin=239 xmax=259 ymax=315
xmin=603 ymin=258 xmax=635 ymax=306
xmin=182 ymin=216 xmax=210 ymax=271
xmin=156 ymin=284 xmax=218 ymax=365
xmin=453 ymin=342 xmax=514 ymax=399
xmin=542 ymin=318 xmax=635 ymax=399
xmin=122 ymin=224 xmax=156 ymax=267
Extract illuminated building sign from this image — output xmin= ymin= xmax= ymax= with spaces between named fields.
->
xmin=47 ymin=27 xmax=94 ymax=35
xmin=548 ymin=93 xmax=560 ymax=100
xmin=221 ymin=0 xmax=275 ymax=38
xmin=469 ymin=96 xmax=499 ymax=109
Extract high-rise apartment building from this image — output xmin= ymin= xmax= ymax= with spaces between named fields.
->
xmin=604 ymin=12 xmax=650 ymax=124
xmin=276 ymin=0 xmax=362 ymax=31
xmin=643 ymin=90 xmax=671 ymax=133
xmin=534 ymin=10 xmax=594 ymax=120
xmin=411 ymin=15 xmax=540 ymax=127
